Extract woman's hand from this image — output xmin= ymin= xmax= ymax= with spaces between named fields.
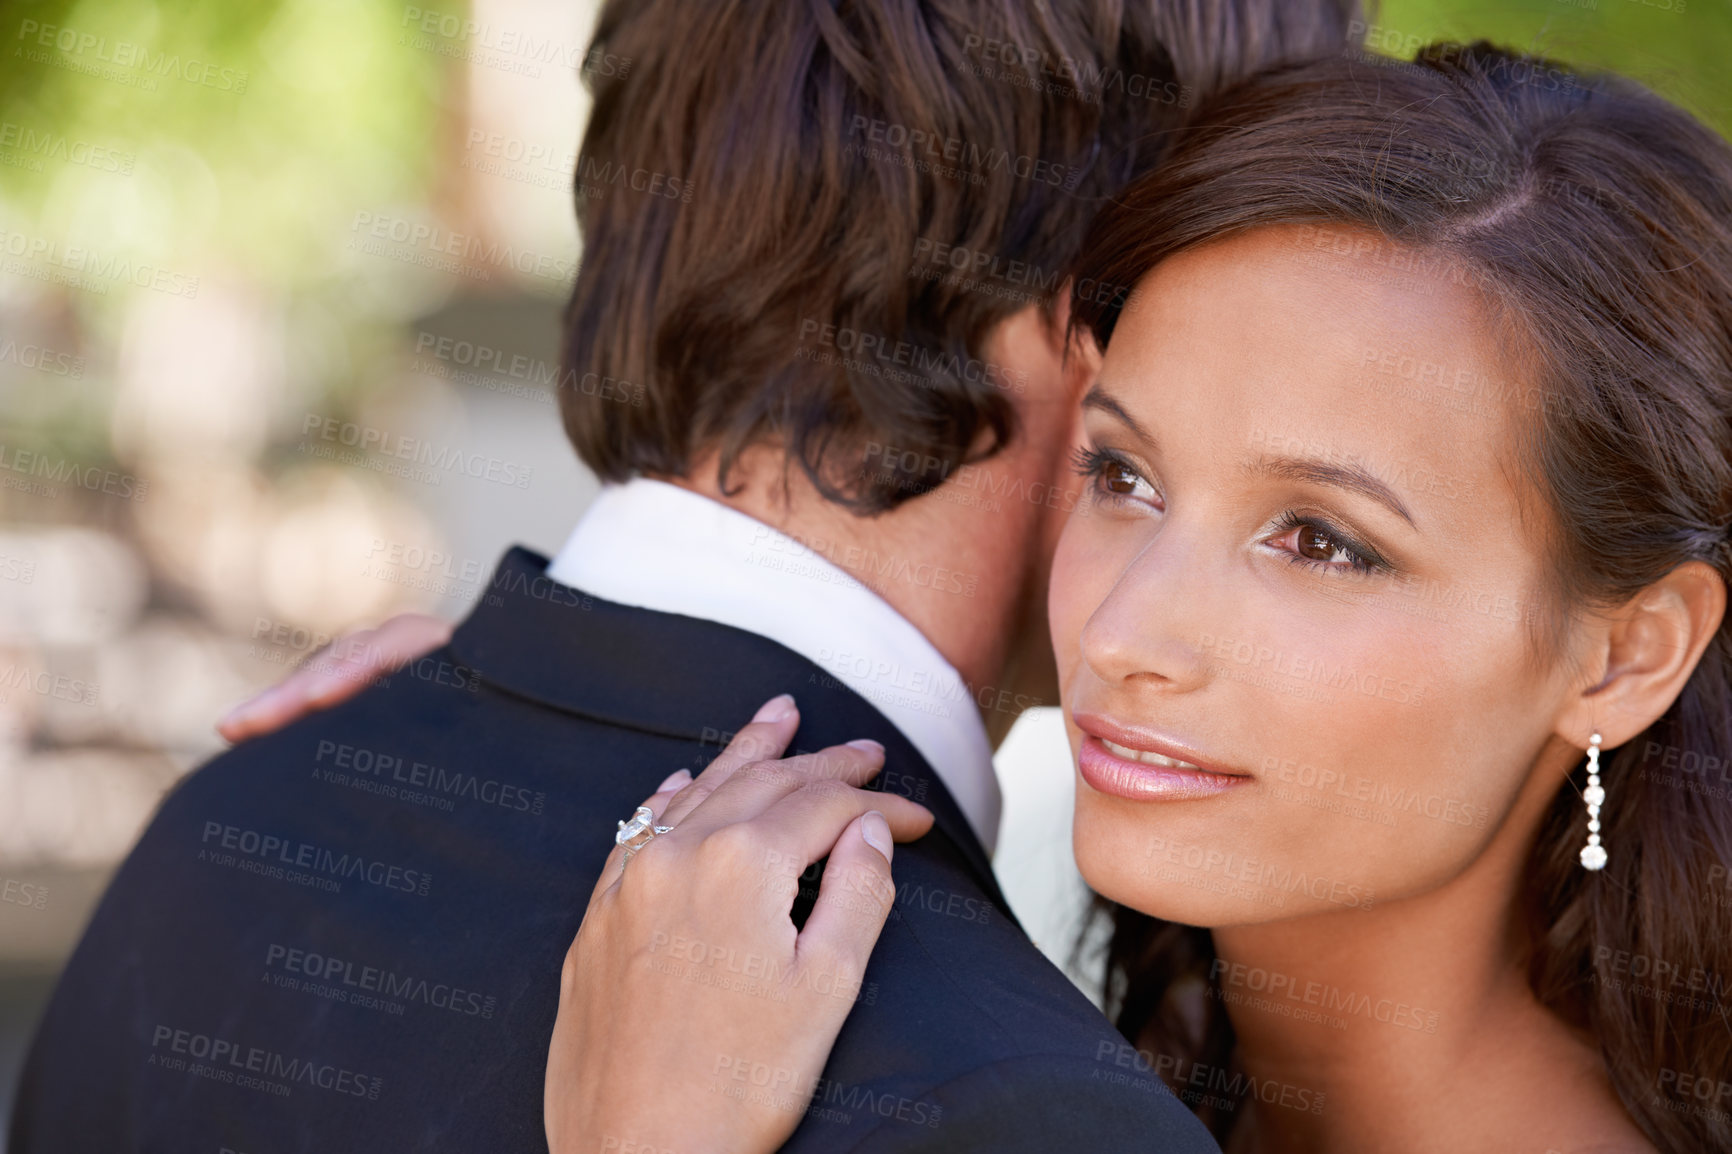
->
xmin=216 ymin=614 xmax=451 ymax=741
xmin=545 ymin=694 xmax=933 ymax=1154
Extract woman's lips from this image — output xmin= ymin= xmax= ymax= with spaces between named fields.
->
xmin=1073 ymin=716 xmax=1251 ymax=801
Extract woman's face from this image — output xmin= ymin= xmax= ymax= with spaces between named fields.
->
xmin=1052 ymin=224 xmax=1579 ymax=926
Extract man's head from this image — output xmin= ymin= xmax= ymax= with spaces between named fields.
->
xmin=558 ymin=0 xmax=1360 ymax=719
xmin=562 ymin=0 xmax=1358 ymax=502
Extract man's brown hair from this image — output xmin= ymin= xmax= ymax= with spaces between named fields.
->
xmin=560 ymin=0 xmax=1358 ymax=512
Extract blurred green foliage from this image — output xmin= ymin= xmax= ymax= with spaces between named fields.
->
xmin=1376 ymin=0 xmax=1731 ymax=139
xmin=0 ymin=0 xmax=444 ymax=288
xmin=0 ymin=0 xmax=452 ymax=457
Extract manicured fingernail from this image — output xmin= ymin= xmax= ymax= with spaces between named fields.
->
xmin=753 ymin=694 xmax=797 ymax=723
xmin=845 ymin=738 xmax=883 ymax=755
xmin=861 ymin=812 xmax=892 ymax=864
xmin=657 ymin=769 xmax=692 ymax=792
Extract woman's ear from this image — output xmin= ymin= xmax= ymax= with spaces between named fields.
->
xmin=1557 ymin=560 xmax=1726 ymax=750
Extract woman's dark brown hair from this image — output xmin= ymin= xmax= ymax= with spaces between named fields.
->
xmin=561 ymin=0 xmax=1358 ymax=511
xmin=1071 ymin=43 xmax=1732 ymax=1152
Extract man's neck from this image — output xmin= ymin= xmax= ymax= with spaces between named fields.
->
xmin=660 ymin=308 xmax=1091 ymax=743
xmin=665 ymin=449 xmax=1053 ymax=744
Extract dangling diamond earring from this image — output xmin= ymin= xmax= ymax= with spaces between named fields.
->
xmin=1580 ymin=732 xmax=1607 ymax=871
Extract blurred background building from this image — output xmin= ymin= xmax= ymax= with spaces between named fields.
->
xmin=0 ymin=0 xmax=1727 ymax=1137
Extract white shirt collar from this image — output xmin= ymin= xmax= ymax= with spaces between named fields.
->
xmin=546 ymin=478 xmax=1000 ymax=853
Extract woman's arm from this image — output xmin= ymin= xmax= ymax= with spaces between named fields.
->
xmin=545 ymin=696 xmax=932 ymax=1154
xmin=221 ymin=633 xmax=929 ymax=1150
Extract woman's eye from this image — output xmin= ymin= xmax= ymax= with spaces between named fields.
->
xmin=1100 ymin=460 xmax=1143 ymax=495
xmin=1270 ymin=516 xmax=1381 ymax=574
xmin=1070 ymin=445 xmax=1158 ymax=506
xmin=1297 ymin=524 xmax=1349 ymax=563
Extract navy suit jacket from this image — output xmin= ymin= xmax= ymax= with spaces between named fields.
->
xmin=10 ymin=548 xmax=1217 ymax=1154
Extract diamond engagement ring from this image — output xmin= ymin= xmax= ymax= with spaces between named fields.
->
xmin=616 ymin=805 xmax=673 ymax=864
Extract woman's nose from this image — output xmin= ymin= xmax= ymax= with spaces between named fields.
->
xmin=1077 ymin=528 xmax=1215 ymax=694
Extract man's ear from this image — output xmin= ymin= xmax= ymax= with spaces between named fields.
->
xmin=1043 ymin=282 xmax=1073 ymax=346
xmin=1065 ymin=329 xmax=1102 ymax=404
xmin=1556 ymin=561 xmax=1726 ymax=750
xmin=1048 ymin=280 xmax=1100 ymax=406
xmin=983 ymin=303 xmax=1072 ymax=416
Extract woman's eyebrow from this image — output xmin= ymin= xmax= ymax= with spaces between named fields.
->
xmin=1246 ymin=455 xmax=1416 ymax=528
xmin=1081 ymin=383 xmax=1156 ymax=445
xmin=1083 ymin=382 xmax=1416 ymax=528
